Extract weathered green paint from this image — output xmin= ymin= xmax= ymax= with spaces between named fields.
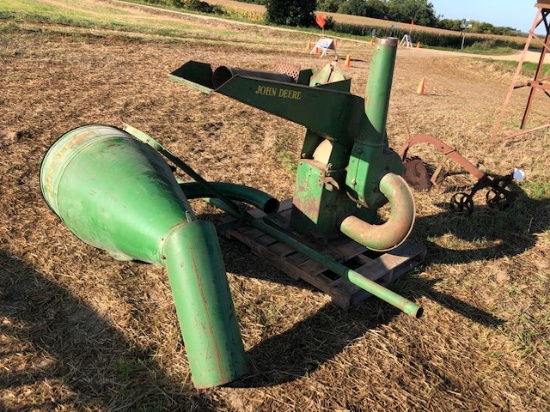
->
xmin=40 ymin=125 xmax=248 ymax=388
xmin=215 ymin=76 xmax=361 ymax=144
xmin=341 ymin=172 xmax=415 ymax=252
xmin=170 ymin=61 xmax=361 ymax=145
xmin=163 ymin=220 xmax=249 ymax=387
xmin=290 ymin=159 xmax=376 ymax=236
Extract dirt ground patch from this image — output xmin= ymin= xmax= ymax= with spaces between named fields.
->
xmin=1 ymin=2 xmax=550 ymax=411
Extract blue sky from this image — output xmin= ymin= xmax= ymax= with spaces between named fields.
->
xmin=429 ymin=0 xmax=538 ymax=32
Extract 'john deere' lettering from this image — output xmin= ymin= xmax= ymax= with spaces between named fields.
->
xmin=255 ymin=85 xmax=301 ymax=100
xmin=255 ymin=85 xmax=277 ymax=96
xmin=278 ymin=88 xmax=302 ymax=100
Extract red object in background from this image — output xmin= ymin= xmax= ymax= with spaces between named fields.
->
xmin=316 ymin=13 xmax=326 ymax=28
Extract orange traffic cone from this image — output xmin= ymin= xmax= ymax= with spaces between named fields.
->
xmin=307 ymin=40 xmax=311 ymax=50
xmin=417 ymin=78 xmax=426 ymax=95
xmin=314 ymin=47 xmax=319 ymax=54
xmin=344 ymin=54 xmax=351 ymax=68
xmin=370 ymin=39 xmax=374 ymax=47
xmin=416 ymin=41 xmax=421 ymax=48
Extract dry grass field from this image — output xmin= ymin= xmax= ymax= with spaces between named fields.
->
xmin=1 ymin=0 xmax=549 ymax=411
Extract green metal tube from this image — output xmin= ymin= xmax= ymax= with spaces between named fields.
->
xmin=363 ymin=37 xmax=398 ymax=145
xmin=252 ymin=219 xmax=422 ymax=318
xmin=207 ymin=198 xmax=423 ymax=318
xmin=40 ymin=125 xmax=248 ymax=387
xmin=179 ymin=182 xmax=279 ymax=215
xmin=163 ymin=220 xmax=248 ymax=388
xmin=345 ymin=37 xmax=405 ymax=209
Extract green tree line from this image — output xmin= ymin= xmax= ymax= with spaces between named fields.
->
xmin=134 ymin=0 xmax=524 ymax=48
xmin=244 ymin=0 xmax=521 ymax=35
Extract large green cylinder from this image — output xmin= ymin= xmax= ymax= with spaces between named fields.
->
xmin=40 ymin=125 xmax=248 ymax=388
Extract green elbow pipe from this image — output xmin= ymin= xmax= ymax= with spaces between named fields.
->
xmin=340 ymin=173 xmax=415 ymax=252
xmin=179 ymin=182 xmax=279 ymax=215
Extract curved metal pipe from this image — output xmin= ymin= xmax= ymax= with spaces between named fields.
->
xmin=179 ymin=182 xmax=279 ymax=215
xmin=340 ymin=173 xmax=415 ymax=252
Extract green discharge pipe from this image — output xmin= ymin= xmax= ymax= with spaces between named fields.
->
xmin=40 ymin=125 xmax=248 ymax=388
xmin=346 ymin=37 xmax=402 ymax=208
xmin=340 ymin=172 xmax=415 ymax=252
xmin=206 ymin=198 xmax=423 ymax=318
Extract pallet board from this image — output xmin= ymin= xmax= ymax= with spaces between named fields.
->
xmin=225 ymin=200 xmax=427 ymax=309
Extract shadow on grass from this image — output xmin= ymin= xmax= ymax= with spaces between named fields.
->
xmin=222 ymin=185 xmax=548 ymax=387
xmin=415 ymin=183 xmax=549 ymax=265
xmin=0 ymin=251 xmax=215 ymax=411
xmin=3 ymin=188 xmax=546 ymax=397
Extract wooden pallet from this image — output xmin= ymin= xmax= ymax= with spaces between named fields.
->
xmin=225 ymin=200 xmax=427 ymax=310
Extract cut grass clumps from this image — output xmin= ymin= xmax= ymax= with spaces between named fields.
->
xmin=276 ymin=150 xmax=298 ymax=173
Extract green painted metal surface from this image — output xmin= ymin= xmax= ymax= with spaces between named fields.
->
xmin=345 ymin=37 xmax=404 ymax=209
xmin=168 ymin=38 xmax=420 ymax=315
xmin=170 ymin=61 xmax=360 ymax=144
xmin=341 ymin=172 xmax=415 ymax=252
xmin=163 ymin=220 xmax=249 ymax=387
xmin=178 ymin=181 xmax=279 ymax=215
xmin=290 ymin=159 xmax=376 ymax=236
xmin=40 ymin=125 xmax=248 ymax=388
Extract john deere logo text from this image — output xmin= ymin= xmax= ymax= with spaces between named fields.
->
xmin=255 ymin=85 xmax=302 ymax=100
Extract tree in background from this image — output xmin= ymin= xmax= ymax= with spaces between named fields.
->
xmin=336 ymin=0 xmax=388 ymax=20
xmin=266 ymin=0 xmax=317 ymax=27
xmin=437 ymin=18 xmax=464 ymax=31
xmin=387 ymin=0 xmax=437 ymax=27
xmin=337 ymin=0 xmax=368 ymax=17
xmin=317 ymin=0 xmax=341 ymax=13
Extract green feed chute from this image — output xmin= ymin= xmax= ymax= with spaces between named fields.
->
xmin=40 ymin=125 xmax=248 ymax=388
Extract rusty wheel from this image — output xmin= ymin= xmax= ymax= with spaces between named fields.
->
xmin=486 ymin=181 xmax=515 ymax=211
xmin=450 ymin=192 xmax=474 ymax=215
